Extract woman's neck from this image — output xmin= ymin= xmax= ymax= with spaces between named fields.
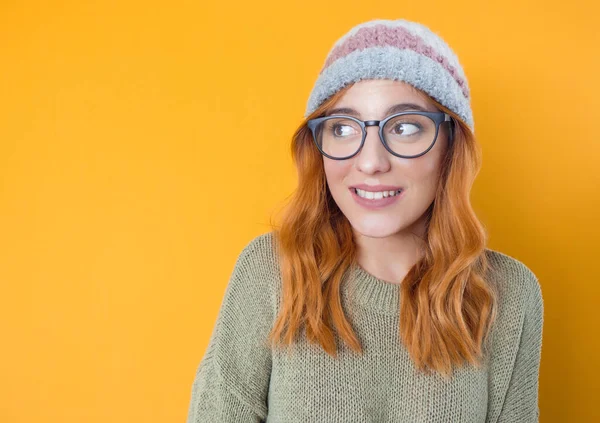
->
xmin=353 ymin=227 xmax=427 ymax=285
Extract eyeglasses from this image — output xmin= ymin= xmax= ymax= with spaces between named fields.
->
xmin=307 ymin=111 xmax=453 ymax=160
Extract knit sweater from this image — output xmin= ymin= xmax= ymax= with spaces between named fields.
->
xmin=186 ymin=231 xmax=544 ymax=422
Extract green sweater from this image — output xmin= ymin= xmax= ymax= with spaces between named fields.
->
xmin=186 ymin=232 xmax=544 ymax=422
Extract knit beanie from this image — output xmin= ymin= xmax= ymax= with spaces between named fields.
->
xmin=304 ymin=19 xmax=474 ymax=132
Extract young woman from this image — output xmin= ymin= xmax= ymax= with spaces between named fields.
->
xmin=187 ymin=18 xmax=544 ymax=423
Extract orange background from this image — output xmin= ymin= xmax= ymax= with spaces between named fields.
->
xmin=1 ymin=1 xmax=598 ymax=422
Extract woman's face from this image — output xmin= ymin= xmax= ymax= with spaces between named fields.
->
xmin=322 ymin=79 xmax=450 ymax=239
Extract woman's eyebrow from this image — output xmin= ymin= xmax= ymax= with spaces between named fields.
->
xmin=326 ymin=103 xmax=431 ymax=117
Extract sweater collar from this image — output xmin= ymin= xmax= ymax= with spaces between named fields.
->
xmin=342 ymin=262 xmax=401 ymax=315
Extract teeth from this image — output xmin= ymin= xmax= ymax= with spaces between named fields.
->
xmin=354 ymin=188 xmax=402 ymax=200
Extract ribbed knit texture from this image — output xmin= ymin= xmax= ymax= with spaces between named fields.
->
xmin=186 ymin=232 xmax=544 ymax=422
xmin=304 ymin=19 xmax=475 ymax=131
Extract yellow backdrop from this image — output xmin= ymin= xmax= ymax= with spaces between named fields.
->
xmin=1 ymin=1 xmax=598 ymax=422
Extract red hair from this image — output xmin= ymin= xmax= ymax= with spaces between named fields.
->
xmin=267 ymin=83 xmax=498 ymax=380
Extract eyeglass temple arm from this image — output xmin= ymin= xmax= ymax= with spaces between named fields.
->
xmin=444 ymin=113 xmax=455 ymax=142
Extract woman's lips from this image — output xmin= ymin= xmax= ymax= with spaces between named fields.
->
xmin=349 ymin=187 xmax=405 ymax=209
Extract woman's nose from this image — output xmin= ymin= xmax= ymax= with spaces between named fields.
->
xmin=354 ymin=126 xmax=391 ymax=173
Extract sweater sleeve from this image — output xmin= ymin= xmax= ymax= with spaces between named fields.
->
xmin=496 ymin=275 xmax=544 ymax=423
xmin=186 ymin=239 xmax=274 ymax=422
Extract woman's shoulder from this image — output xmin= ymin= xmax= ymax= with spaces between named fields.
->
xmin=235 ymin=231 xmax=280 ymax=275
xmin=483 ymin=247 xmax=543 ymax=314
xmin=229 ymin=231 xmax=281 ymax=307
xmin=238 ymin=230 xmax=277 ymax=255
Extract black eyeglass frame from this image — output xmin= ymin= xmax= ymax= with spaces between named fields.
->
xmin=307 ymin=111 xmax=454 ymax=160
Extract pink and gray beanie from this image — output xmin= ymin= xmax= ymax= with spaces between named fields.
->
xmin=304 ymin=19 xmax=474 ymax=132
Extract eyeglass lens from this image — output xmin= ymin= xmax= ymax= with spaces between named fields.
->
xmin=314 ymin=114 xmax=437 ymax=158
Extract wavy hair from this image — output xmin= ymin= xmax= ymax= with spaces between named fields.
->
xmin=267 ymin=82 xmax=499 ymax=380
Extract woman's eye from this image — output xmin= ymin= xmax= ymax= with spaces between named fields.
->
xmin=333 ymin=125 xmax=356 ymax=136
xmin=392 ymin=123 xmax=420 ymax=136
